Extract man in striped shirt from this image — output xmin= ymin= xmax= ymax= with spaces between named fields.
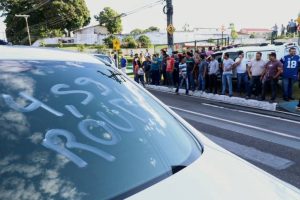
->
xmin=176 ymin=56 xmax=189 ymax=95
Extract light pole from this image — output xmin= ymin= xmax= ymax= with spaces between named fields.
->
xmin=15 ymin=14 xmax=31 ymax=46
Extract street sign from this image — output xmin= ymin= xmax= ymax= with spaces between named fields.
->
xmin=166 ymin=24 xmax=176 ymax=35
xmin=112 ymin=39 xmax=121 ymax=50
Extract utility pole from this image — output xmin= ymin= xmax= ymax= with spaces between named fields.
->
xmin=15 ymin=14 xmax=31 ymax=46
xmin=165 ymin=0 xmax=174 ymax=52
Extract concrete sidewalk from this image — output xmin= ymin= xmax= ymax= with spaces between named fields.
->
xmin=146 ymin=85 xmax=277 ymax=111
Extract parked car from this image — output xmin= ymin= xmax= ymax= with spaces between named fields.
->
xmin=0 ymin=46 xmax=299 ymax=200
xmin=93 ymin=53 xmax=117 ymax=68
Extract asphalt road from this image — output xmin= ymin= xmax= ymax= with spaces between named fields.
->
xmin=149 ymin=89 xmax=300 ymax=189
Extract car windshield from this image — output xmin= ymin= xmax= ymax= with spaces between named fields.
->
xmin=0 ymin=60 xmax=201 ymax=200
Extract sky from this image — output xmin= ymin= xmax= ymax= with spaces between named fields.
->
xmin=1 ymin=0 xmax=300 ymax=38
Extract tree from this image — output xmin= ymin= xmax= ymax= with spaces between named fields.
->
xmin=229 ymin=23 xmax=239 ymax=41
xmin=122 ymin=35 xmax=137 ymax=48
xmin=95 ymin=7 xmax=122 ymax=34
xmin=137 ymin=35 xmax=151 ymax=48
xmin=103 ymin=35 xmax=117 ymax=48
xmin=130 ymin=28 xmax=143 ymax=36
xmin=0 ymin=0 xmax=90 ymax=45
xmin=143 ymin=26 xmax=160 ymax=33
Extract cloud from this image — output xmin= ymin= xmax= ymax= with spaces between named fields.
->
xmin=0 ymin=72 xmax=36 ymax=97
xmin=0 ymin=111 xmax=30 ymax=141
xmin=0 ymin=152 xmax=85 ymax=200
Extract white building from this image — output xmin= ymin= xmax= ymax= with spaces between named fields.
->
xmin=73 ymin=25 xmax=109 ymax=44
xmin=143 ymin=28 xmax=231 ymax=45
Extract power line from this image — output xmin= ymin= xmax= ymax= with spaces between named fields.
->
xmin=117 ymin=0 xmax=164 ymax=18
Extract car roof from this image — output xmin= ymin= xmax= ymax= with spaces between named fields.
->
xmin=0 ymin=46 xmax=102 ymax=64
xmin=224 ymin=43 xmax=300 ymax=53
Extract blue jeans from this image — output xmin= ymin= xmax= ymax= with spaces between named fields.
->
xmin=187 ymin=72 xmax=195 ymax=91
xmin=262 ymin=79 xmax=278 ymax=100
xmin=222 ymin=74 xmax=233 ymax=96
xmin=176 ymin=75 xmax=189 ymax=94
xmin=237 ymin=73 xmax=249 ymax=94
xmin=282 ymin=78 xmax=296 ymax=99
xmin=198 ymin=74 xmax=205 ymax=91
xmin=247 ymin=76 xmax=261 ymax=97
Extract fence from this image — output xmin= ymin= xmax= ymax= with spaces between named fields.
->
xmin=153 ymin=37 xmax=230 ymax=53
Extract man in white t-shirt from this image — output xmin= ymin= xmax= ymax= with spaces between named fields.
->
xmin=234 ymin=51 xmax=249 ymax=95
xmin=222 ymin=52 xmax=235 ymax=97
xmin=246 ymin=52 xmax=266 ymax=99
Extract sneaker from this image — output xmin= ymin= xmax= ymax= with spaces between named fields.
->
xmin=296 ymin=106 xmax=300 ymax=111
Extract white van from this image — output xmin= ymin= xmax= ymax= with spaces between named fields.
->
xmin=213 ymin=43 xmax=300 ymax=78
xmin=223 ymin=42 xmax=300 ymax=62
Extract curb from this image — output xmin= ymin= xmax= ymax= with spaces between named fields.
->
xmin=146 ymin=85 xmax=277 ymax=111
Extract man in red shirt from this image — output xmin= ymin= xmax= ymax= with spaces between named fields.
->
xmin=166 ymin=54 xmax=175 ymax=87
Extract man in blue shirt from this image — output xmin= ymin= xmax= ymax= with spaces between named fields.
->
xmin=281 ymin=47 xmax=300 ymax=101
xmin=120 ymin=55 xmax=127 ymax=74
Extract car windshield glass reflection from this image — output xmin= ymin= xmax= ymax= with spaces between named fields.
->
xmin=0 ymin=60 xmax=201 ymax=200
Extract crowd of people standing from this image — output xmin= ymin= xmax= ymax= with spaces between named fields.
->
xmin=127 ymin=46 xmax=300 ymax=110
xmin=273 ymin=19 xmax=299 ymax=38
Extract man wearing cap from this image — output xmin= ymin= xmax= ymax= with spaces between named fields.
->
xmin=260 ymin=52 xmax=283 ymax=102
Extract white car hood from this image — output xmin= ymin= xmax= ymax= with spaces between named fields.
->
xmin=129 ymin=135 xmax=300 ymax=200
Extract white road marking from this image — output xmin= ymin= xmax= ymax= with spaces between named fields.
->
xmin=179 ymin=110 xmax=300 ymax=150
xmin=202 ymin=103 xmax=300 ymax=125
xmin=169 ymin=106 xmax=300 ymax=141
xmin=206 ymin=134 xmax=295 ymax=170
